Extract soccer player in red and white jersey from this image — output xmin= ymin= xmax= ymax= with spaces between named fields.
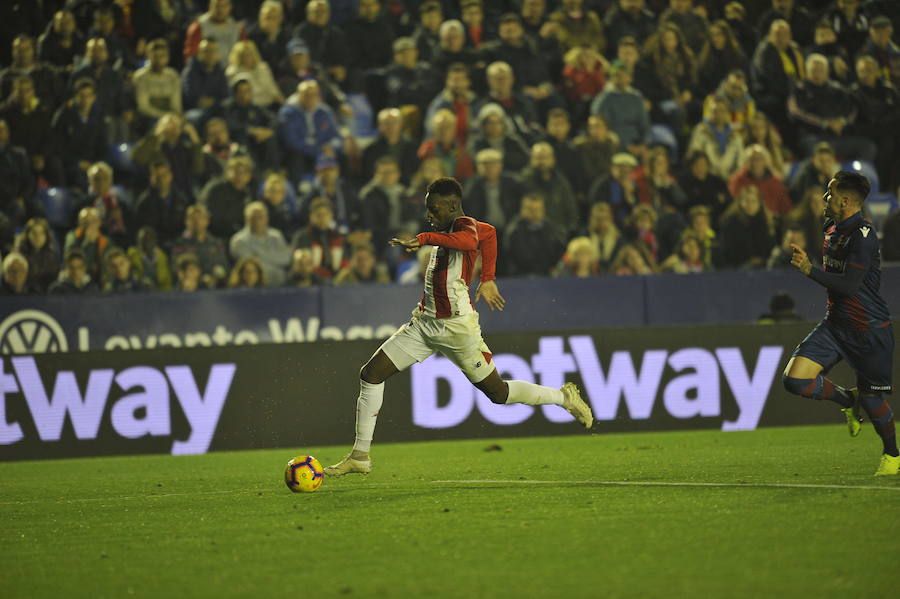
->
xmin=325 ymin=177 xmax=594 ymax=476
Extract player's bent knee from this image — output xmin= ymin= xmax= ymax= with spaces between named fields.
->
xmin=782 ymin=374 xmax=812 ymax=396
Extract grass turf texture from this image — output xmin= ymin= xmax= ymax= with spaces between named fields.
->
xmin=3 ymin=424 xmax=899 ymax=599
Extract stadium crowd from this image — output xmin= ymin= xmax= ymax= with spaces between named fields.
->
xmin=1 ymin=0 xmax=899 ymax=295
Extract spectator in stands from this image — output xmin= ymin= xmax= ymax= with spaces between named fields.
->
xmin=678 ymin=150 xmax=731 ymax=223
xmin=103 ymin=247 xmax=151 ymax=292
xmin=543 ymin=108 xmax=587 ymax=199
xmin=744 ymin=111 xmax=787 ymax=176
xmin=379 ymin=36 xmax=440 ymax=116
xmin=279 ymin=79 xmax=342 ymax=185
xmin=484 ymin=60 xmax=541 ymax=144
xmin=174 ymin=253 xmax=206 ymax=292
xmin=591 ymin=60 xmax=650 ymax=160
xmin=425 ymin=63 xmax=479 ymax=144
xmin=1 ymin=252 xmax=32 ymax=295
xmin=636 ymin=148 xmax=688 ymax=257
xmin=52 ymin=78 xmax=107 ymax=189
xmin=751 ymin=20 xmax=805 ymax=137
xmin=660 ymin=231 xmax=706 ymax=273
xmin=583 ymin=202 xmax=624 ymax=272
xmin=549 ymin=0 xmax=605 ymax=54
xmin=418 ymin=108 xmax=475 ymax=181
xmin=229 ymin=201 xmax=290 ymax=286
xmin=604 ymin=0 xmax=657 ymax=53
xmin=301 ymin=155 xmax=362 ymax=234
xmin=64 ymin=207 xmax=109 ymax=281
xmin=609 ymin=242 xmax=656 ymax=275
xmin=635 ymin=22 xmax=699 ymax=143
xmin=292 ymin=197 xmax=346 ymax=280
xmin=181 ymin=38 xmax=229 ymax=119
xmin=688 ymin=204 xmax=720 ymax=268
xmin=467 ymin=103 xmax=530 ymax=174
xmin=133 ymin=39 xmax=182 ymax=131
xmin=226 ymin=40 xmax=283 ymax=108
xmin=406 ymin=156 xmax=447 ymax=208
xmin=276 ymin=37 xmax=348 ymax=115
xmin=170 ymin=204 xmax=229 ymax=288
xmin=784 ymin=186 xmax=826 ymax=265
xmin=659 ymin=0 xmax=708 ymax=54
xmin=697 ymin=20 xmax=747 ymax=96
xmin=334 ymin=243 xmax=390 ymax=285
xmin=719 ymin=185 xmax=775 ymax=269
xmin=724 ymin=2 xmax=757 ymax=61
xmin=14 ymin=218 xmax=58 ymax=293
xmin=624 ymin=204 xmax=659 ymax=261
xmin=128 ymin=226 xmax=172 ymax=290
xmin=788 ymin=53 xmax=876 ymax=162
xmin=0 ymin=119 xmax=33 ymax=222
xmin=484 ymin=14 xmax=556 ymax=112
xmin=228 ymin=256 xmax=266 ymax=288
xmin=503 ymin=193 xmax=567 ymax=277
xmin=89 ymin=6 xmax=135 ymax=70
xmin=520 ymin=142 xmax=579 ymax=235
xmin=84 ymin=161 xmax=130 ymax=248
xmin=757 ymin=0 xmax=815 ymax=48
xmin=882 ymin=207 xmax=900 ymax=262
xmin=463 ymin=148 xmax=523 ymax=228
xmin=200 ymin=154 xmax=254 ymax=239
xmin=589 ymin=152 xmax=639 ymax=227
xmin=757 ymin=291 xmax=804 ymax=323
xmin=561 ymin=45 xmax=606 ymax=123
xmin=360 ymin=156 xmax=418 ymax=250
xmin=520 ymin=0 xmax=563 ymax=63
xmin=132 ymin=112 xmax=205 ymax=199
xmin=184 ymin=0 xmax=246 ymax=67
xmin=222 ymin=79 xmax=280 ymax=169
xmin=202 ymin=117 xmax=249 ymax=178
xmin=412 ymin=1 xmax=443 ymax=63
xmin=461 ymin=0 xmax=491 ymax=48
xmin=362 ymin=107 xmax=419 ymax=184
xmin=286 ymin=248 xmax=322 ymax=287
xmin=858 ymin=15 xmax=900 ymax=84
xmin=767 ymin=225 xmax=808 ymax=269
xmin=49 ymin=249 xmax=97 ymax=294
xmin=554 ymin=236 xmax=600 ymax=278
xmin=1 ymin=76 xmax=62 ymax=187
xmin=807 ymin=18 xmax=851 ymax=84
xmin=687 ymin=96 xmax=744 ymax=179
xmin=850 ymin=55 xmax=900 ymax=191
xmin=0 ymin=35 xmax=64 ymax=110
xmin=432 ymin=20 xmax=479 ymax=81
xmin=823 ymin=0 xmax=871 ymax=58
xmin=247 ymin=1 xmax=289 ymax=72
xmin=38 ymin=10 xmax=84 ymax=71
xmin=293 ymin=0 xmax=349 ymax=86
xmin=70 ymin=38 xmax=131 ymax=142
xmin=704 ymin=69 xmax=755 ymax=127
xmin=789 ymin=142 xmax=839 ymax=203
xmin=134 ymin=160 xmax=189 ymax=247
xmin=261 ymin=172 xmax=299 ymax=239
xmin=728 ymin=144 xmax=791 ymax=216
xmin=346 ymin=0 xmax=396 ymax=78
xmin=575 ymin=114 xmax=619 ymax=187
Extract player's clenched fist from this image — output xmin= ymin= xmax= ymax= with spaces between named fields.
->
xmin=789 ymin=243 xmax=812 ymax=275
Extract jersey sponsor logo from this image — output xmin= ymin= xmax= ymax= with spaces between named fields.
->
xmin=823 ymin=255 xmax=845 ymax=270
xmin=0 ymin=310 xmax=68 ymax=354
xmin=411 ymin=336 xmax=783 ymax=431
xmin=0 ymin=357 xmax=236 ymax=455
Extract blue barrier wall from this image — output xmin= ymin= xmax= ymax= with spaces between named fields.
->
xmin=1 ymin=267 xmax=898 ymax=353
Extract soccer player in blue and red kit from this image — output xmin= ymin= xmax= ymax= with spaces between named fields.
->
xmin=784 ymin=171 xmax=897 ymax=475
xmin=325 ymin=177 xmax=593 ymax=476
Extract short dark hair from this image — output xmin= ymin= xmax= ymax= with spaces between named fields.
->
xmin=832 ymin=170 xmax=870 ymax=203
xmin=375 ymin=155 xmax=399 ymax=169
xmin=426 ymin=177 xmax=463 ymax=200
xmin=65 ymin=249 xmax=86 ymax=264
xmin=447 ymin=62 xmax=469 ymax=76
xmin=547 ymin=107 xmax=570 ymax=122
xmin=73 ymin=77 xmax=95 ymax=94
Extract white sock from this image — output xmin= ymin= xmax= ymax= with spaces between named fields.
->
xmin=505 ymin=380 xmax=564 ymax=406
xmin=352 ymin=380 xmax=384 ymax=454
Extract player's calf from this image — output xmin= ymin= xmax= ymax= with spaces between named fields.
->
xmin=782 ymin=374 xmax=854 ymax=408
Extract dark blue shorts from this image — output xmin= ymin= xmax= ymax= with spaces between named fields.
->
xmin=792 ymin=320 xmax=894 ymax=394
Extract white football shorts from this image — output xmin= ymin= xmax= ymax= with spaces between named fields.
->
xmin=378 ymin=310 xmax=495 ymax=383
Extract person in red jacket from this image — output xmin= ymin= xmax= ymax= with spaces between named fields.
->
xmin=727 ymin=144 xmax=791 ymax=216
xmin=325 ymin=177 xmax=594 ymax=476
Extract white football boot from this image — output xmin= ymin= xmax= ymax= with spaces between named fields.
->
xmin=561 ymin=382 xmax=594 ymax=429
xmin=324 ymin=455 xmax=373 ymax=477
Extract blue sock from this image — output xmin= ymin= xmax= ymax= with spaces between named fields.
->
xmin=782 ymin=375 xmax=854 ymax=408
xmin=859 ymin=394 xmax=898 ymax=457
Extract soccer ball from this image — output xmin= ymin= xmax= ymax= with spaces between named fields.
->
xmin=284 ymin=455 xmax=325 ymax=493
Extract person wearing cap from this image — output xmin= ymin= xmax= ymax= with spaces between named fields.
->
xmin=362 ymin=108 xmax=418 ymax=184
xmin=588 ymin=152 xmax=639 ymax=226
xmin=278 ymin=79 xmax=342 ymax=185
xmin=849 ymin=54 xmax=900 ymax=191
xmin=590 ymin=59 xmax=650 ymax=159
xmin=293 ymin=0 xmax=349 ymax=83
xmin=463 ymin=148 xmax=525 ymax=229
xmin=247 ymin=1 xmax=290 ymax=73
xmin=857 ymin=15 xmax=900 ymax=83
xmin=787 ymin=53 xmax=877 ymax=163
xmin=467 ymin=102 xmax=530 ymax=173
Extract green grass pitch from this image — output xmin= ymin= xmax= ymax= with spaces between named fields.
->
xmin=3 ymin=425 xmax=899 ymax=599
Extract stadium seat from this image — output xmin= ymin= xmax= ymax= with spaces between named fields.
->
xmin=111 ymin=184 xmax=134 ymax=208
xmin=866 ymin=192 xmax=898 ymax=229
xmin=107 ymin=142 xmax=137 ymax=176
xmin=346 ymin=93 xmax=376 ymax=139
xmin=37 ymin=187 xmax=75 ymax=230
xmin=842 ymin=159 xmax=879 ymax=193
xmin=649 ymin=124 xmax=678 ymax=163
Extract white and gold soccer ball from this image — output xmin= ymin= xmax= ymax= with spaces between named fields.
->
xmin=284 ymin=455 xmax=325 ymax=493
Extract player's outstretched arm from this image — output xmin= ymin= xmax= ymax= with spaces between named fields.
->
xmin=389 ymin=237 xmax=421 ymax=253
xmin=790 ymin=241 xmax=869 ymax=296
xmin=475 ymin=280 xmax=506 ymax=311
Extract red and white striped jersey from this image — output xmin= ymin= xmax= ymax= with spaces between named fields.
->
xmin=415 ymin=216 xmax=498 ymax=318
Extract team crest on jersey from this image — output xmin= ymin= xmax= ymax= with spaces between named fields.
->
xmin=861 ymin=226 xmax=871 ymax=238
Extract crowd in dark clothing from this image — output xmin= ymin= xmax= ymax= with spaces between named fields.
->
xmin=1 ymin=0 xmax=900 ymax=297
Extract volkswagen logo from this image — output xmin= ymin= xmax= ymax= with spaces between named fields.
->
xmin=0 ymin=310 xmax=68 ymax=354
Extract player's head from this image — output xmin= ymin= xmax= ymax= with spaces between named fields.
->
xmin=424 ymin=177 xmax=463 ymax=230
xmin=825 ymin=171 xmax=869 ymax=220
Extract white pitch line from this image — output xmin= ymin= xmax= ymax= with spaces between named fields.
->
xmin=431 ymin=480 xmax=900 ymax=492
